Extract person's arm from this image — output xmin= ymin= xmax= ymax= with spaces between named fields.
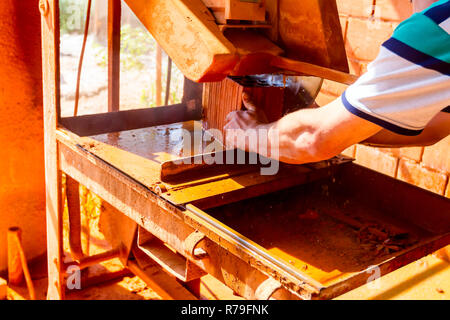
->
xmin=363 ymin=111 xmax=450 ymax=147
xmin=224 ymin=93 xmax=382 ymax=164
xmin=225 ymin=0 xmax=449 ymax=164
xmin=224 ymin=94 xmax=449 ymax=165
xmin=413 ymin=0 xmax=438 ymax=12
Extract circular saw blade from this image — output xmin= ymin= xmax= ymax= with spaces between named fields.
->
xmin=229 ymin=74 xmax=323 ymax=113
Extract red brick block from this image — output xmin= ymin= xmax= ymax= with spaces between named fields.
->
xmin=346 ymin=17 xmax=395 ymax=61
xmin=374 ymin=0 xmax=413 ymax=22
xmin=348 ymin=58 xmax=370 ymax=76
xmin=355 ymin=145 xmax=399 ymax=177
xmin=422 ymin=136 xmax=450 ymax=173
xmin=397 ymin=159 xmax=448 ymax=195
xmin=336 ymin=0 xmax=374 ymax=17
xmin=321 ymin=79 xmax=348 ymax=97
xmin=341 ymin=145 xmax=356 ymax=158
xmin=379 ymin=147 xmax=424 ymax=162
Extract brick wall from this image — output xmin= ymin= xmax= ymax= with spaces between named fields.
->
xmin=316 ymin=0 xmax=449 ymax=198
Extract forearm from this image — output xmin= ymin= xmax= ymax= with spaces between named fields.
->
xmin=268 ymin=108 xmax=329 ymax=164
xmin=267 ymin=99 xmax=382 ymax=164
xmin=225 ymin=95 xmax=382 ymax=164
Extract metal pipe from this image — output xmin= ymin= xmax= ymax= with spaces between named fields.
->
xmin=7 ymin=227 xmax=36 ymax=300
xmin=7 ymin=227 xmax=23 ymax=285
xmin=164 ymin=57 xmax=172 ymax=105
xmin=73 ymin=0 xmax=93 ymax=116
xmin=63 ymin=248 xmax=120 ymax=273
xmin=155 ymin=45 xmax=163 ymax=106
xmin=108 ymin=0 xmax=122 ymax=112
xmin=65 ymin=175 xmax=85 ymax=261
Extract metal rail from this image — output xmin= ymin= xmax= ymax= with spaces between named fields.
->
xmin=185 ymin=204 xmax=324 ymax=292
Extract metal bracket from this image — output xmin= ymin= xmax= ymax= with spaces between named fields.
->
xmin=255 ymin=277 xmax=283 ymax=300
xmin=184 ymin=230 xmax=208 ymax=259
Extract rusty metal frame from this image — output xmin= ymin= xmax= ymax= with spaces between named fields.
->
xmin=56 ymin=130 xmax=306 ymax=299
xmin=41 ymin=0 xmax=202 ymax=299
xmin=55 ymin=128 xmax=450 ymax=300
xmin=42 ymin=0 xmax=450 ymax=301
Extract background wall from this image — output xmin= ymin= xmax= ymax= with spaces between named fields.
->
xmin=316 ymin=0 xmax=449 ymax=198
xmin=0 ymin=0 xmax=46 ymax=271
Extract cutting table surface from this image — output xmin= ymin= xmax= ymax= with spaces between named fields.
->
xmin=76 ymin=120 xmax=335 ymax=207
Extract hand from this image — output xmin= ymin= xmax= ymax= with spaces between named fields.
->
xmin=223 ymin=92 xmax=270 ymax=151
xmin=224 ymin=92 xmax=268 ymax=131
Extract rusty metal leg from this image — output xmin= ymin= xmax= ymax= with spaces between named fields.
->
xmin=98 ymin=201 xmax=137 ymax=265
xmin=79 ymin=185 xmax=91 ymax=256
xmin=41 ymin=0 xmax=64 ymax=300
xmin=7 ymin=227 xmax=36 ymax=300
xmin=66 ymin=175 xmax=84 ymax=261
xmin=108 ymin=0 xmax=121 ymax=112
xmin=46 ymin=170 xmax=65 ymax=300
xmin=7 ymin=227 xmax=24 ymax=285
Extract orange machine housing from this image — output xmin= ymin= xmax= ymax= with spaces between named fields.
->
xmin=124 ymin=0 xmax=349 ymax=82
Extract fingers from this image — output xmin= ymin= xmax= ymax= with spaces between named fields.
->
xmin=242 ymin=91 xmax=257 ymax=112
xmin=242 ymin=91 xmax=269 ymax=123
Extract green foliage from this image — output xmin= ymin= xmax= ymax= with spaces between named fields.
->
xmin=140 ymin=88 xmax=157 ymax=107
xmin=94 ymin=24 xmax=155 ymax=71
xmin=120 ymin=24 xmax=156 ymax=70
xmin=60 ymin=0 xmax=87 ymax=34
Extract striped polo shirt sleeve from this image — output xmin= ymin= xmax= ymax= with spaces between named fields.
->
xmin=341 ymin=0 xmax=450 ymax=136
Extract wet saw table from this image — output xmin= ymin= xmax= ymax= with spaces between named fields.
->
xmin=40 ymin=0 xmax=450 ymax=300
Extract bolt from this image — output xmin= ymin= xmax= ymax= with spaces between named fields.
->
xmin=39 ymin=0 xmax=49 ymax=17
xmin=154 ymin=184 xmax=167 ymax=195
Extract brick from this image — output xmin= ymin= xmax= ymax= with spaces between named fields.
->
xmin=346 ymin=17 xmax=395 ymax=61
xmin=315 ymin=91 xmax=338 ymax=107
xmin=321 ymin=79 xmax=348 ymax=97
xmin=395 ymin=147 xmax=424 ymax=162
xmin=336 ymin=0 xmax=374 ymax=18
xmin=374 ymin=0 xmax=413 ymax=22
xmin=341 ymin=145 xmax=356 ymax=158
xmin=397 ymin=159 xmax=448 ymax=195
xmin=355 ymin=145 xmax=399 ymax=177
xmin=348 ymin=58 xmax=370 ymax=76
xmin=379 ymin=147 xmax=424 ymax=162
xmin=422 ymin=136 xmax=450 ymax=173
